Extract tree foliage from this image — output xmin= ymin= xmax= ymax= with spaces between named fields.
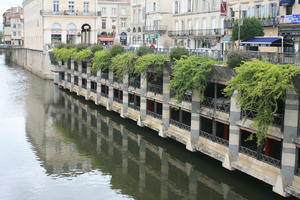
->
xmin=53 ymin=48 xmax=76 ymax=62
xmin=111 ymin=52 xmax=137 ymax=79
xmin=227 ymin=51 xmax=251 ymax=68
xmin=73 ymin=49 xmax=93 ymax=62
xmin=134 ymin=54 xmax=169 ymax=74
xmin=170 ymin=56 xmax=217 ymax=102
xmin=170 ymin=47 xmax=189 ymax=62
xmin=232 ymin=17 xmax=264 ymax=41
xmin=136 ymin=46 xmax=154 ymax=56
xmin=91 ymin=50 xmax=111 ymax=74
xmin=224 ymin=59 xmax=300 ymax=145
xmin=90 ymin=45 xmax=103 ymax=53
xmin=109 ymin=45 xmax=125 ymax=57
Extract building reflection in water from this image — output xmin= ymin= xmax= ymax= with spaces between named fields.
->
xmin=25 ymin=78 xmax=284 ymax=200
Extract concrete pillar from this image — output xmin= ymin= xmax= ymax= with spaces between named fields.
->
xmin=160 ymin=68 xmax=170 ymax=138
xmin=186 ymin=90 xmax=201 ymax=151
xmin=121 ymin=125 xmax=128 ymax=175
xmin=159 ymin=147 xmax=169 ymax=200
xmin=107 ymin=69 xmax=114 ymax=110
xmin=138 ymin=135 xmax=146 ymax=193
xmin=273 ymin=90 xmax=299 ymax=196
xmin=121 ymin=73 xmax=129 ymax=118
xmin=70 ymin=59 xmax=75 ymax=73
xmin=87 ymin=62 xmax=91 ymax=78
xmin=78 ymin=62 xmax=82 ymax=75
xmin=223 ymin=90 xmax=241 ymax=170
xmin=138 ymin=72 xmax=147 ymax=127
xmin=186 ymin=163 xmax=198 ymax=200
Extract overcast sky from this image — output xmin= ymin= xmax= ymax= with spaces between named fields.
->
xmin=0 ymin=0 xmax=23 ymax=17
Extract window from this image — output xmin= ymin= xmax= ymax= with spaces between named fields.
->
xmin=13 ymin=32 xmax=16 ymax=36
xmin=83 ymin=1 xmax=89 ymax=14
xmin=13 ymin=24 xmax=16 ymax=28
xmin=175 ymin=1 xmax=179 ymax=14
xmin=68 ymin=1 xmax=75 ymax=13
xmin=121 ymin=20 xmax=126 ymax=28
xmin=53 ymin=0 xmax=59 ymax=12
xmin=102 ymin=19 xmax=106 ymax=29
xmin=286 ymin=5 xmax=293 ymax=15
xmin=270 ymin=3 xmax=277 ymax=18
xmin=121 ymin=8 xmax=126 ymax=15
xmin=112 ymin=8 xmax=116 ymax=16
xmin=187 ymin=0 xmax=192 ymax=12
xmin=101 ymin=7 xmax=107 ymax=15
xmin=153 ymin=2 xmax=156 ymax=11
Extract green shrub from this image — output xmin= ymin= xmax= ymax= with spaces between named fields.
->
xmin=73 ymin=49 xmax=93 ymax=62
xmin=91 ymin=50 xmax=111 ymax=74
xmin=136 ymin=46 xmax=154 ymax=56
xmin=76 ymin=43 xmax=89 ymax=51
xmin=170 ymin=47 xmax=189 ymax=62
xmin=109 ymin=45 xmax=125 ymax=57
xmin=53 ymin=48 xmax=76 ymax=62
xmin=227 ymin=51 xmax=250 ymax=68
xmin=90 ymin=45 xmax=103 ymax=53
xmin=56 ymin=43 xmax=66 ymax=49
xmin=111 ymin=52 xmax=136 ymax=79
xmin=170 ymin=56 xmax=218 ymax=102
xmin=135 ymin=54 xmax=169 ymax=74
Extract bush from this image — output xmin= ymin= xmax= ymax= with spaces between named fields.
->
xmin=135 ymin=54 xmax=169 ymax=74
xmin=91 ymin=50 xmax=111 ymax=74
xmin=136 ymin=46 xmax=154 ymax=57
xmin=90 ymin=45 xmax=103 ymax=53
xmin=73 ymin=49 xmax=93 ymax=62
xmin=53 ymin=48 xmax=76 ymax=62
xmin=109 ymin=45 xmax=125 ymax=57
xmin=56 ymin=43 xmax=66 ymax=49
xmin=111 ymin=52 xmax=136 ymax=79
xmin=76 ymin=43 xmax=89 ymax=51
xmin=227 ymin=51 xmax=250 ymax=68
xmin=170 ymin=47 xmax=189 ymax=62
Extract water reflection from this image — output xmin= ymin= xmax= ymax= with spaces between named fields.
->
xmin=24 ymin=79 xmax=294 ymax=200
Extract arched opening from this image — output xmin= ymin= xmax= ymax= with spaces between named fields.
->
xmin=67 ymin=23 xmax=77 ymax=44
xmin=120 ymin=32 xmax=127 ymax=45
xmin=51 ymin=23 xmax=62 ymax=46
xmin=133 ymin=27 xmax=136 ymax=33
xmin=81 ymin=24 xmax=91 ymax=44
xmin=138 ymin=27 xmax=141 ymax=32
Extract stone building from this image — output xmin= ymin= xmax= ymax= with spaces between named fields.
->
xmin=129 ymin=0 xmax=146 ymax=47
xmin=2 ymin=7 xmax=24 ymax=46
xmin=168 ymin=0 xmax=225 ymax=50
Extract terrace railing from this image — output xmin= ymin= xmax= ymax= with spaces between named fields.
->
xmin=146 ymin=110 xmax=162 ymax=120
xmin=170 ymin=119 xmax=191 ymax=131
xmin=199 ymin=130 xmax=229 ymax=146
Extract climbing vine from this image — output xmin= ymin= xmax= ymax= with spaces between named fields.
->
xmin=73 ymin=49 xmax=93 ymax=62
xmin=134 ymin=54 xmax=169 ymax=74
xmin=224 ymin=59 xmax=300 ymax=145
xmin=91 ymin=50 xmax=111 ymax=74
xmin=170 ymin=56 xmax=218 ymax=102
xmin=53 ymin=48 xmax=76 ymax=62
xmin=111 ymin=52 xmax=136 ymax=79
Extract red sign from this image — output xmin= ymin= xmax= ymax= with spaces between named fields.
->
xmin=221 ymin=2 xmax=227 ymax=16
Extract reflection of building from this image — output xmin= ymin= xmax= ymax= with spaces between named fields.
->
xmin=23 ymin=0 xmax=98 ymax=50
xmin=25 ymin=74 xmax=91 ymax=176
xmin=2 ymin=7 xmax=24 ymax=46
xmin=168 ymin=0 xmax=224 ymax=50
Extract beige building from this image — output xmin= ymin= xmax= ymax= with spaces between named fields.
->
xmin=224 ymin=0 xmax=279 ymax=51
xmin=168 ymin=0 xmax=225 ymax=50
xmin=2 ymin=7 xmax=24 ymax=46
xmin=130 ymin=0 xmax=146 ymax=46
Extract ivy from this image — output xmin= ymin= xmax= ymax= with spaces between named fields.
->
xmin=91 ymin=50 xmax=111 ymax=74
xmin=111 ymin=52 xmax=136 ymax=79
xmin=73 ymin=49 xmax=93 ymax=62
xmin=134 ymin=54 xmax=169 ymax=74
xmin=224 ymin=59 xmax=300 ymax=145
xmin=53 ymin=48 xmax=76 ymax=62
xmin=170 ymin=56 xmax=217 ymax=102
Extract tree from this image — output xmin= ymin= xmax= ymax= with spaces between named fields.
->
xmin=0 ymin=31 xmax=3 ymax=43
xmin=232 ymin=17 xmax=264 ymax=41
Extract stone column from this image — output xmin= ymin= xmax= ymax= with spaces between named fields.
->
xmin=159 ymin=147 xmax=169 ymax=200
xmin=87 ymin=62 xmax=91 ymax=78
xmin=107 ymin=69 xmax=114 ymax=110
xmin=138 ymin=72 xmax=147 ymax=127
xmin=121 ymin=125 xmax=128 ymax=175
xmin=138 ymin=135 xmax=146 ymax=193
xmin=78 ymin=61 xmax=83 ymax=75
xmin=121 ymin=73 xmax=129 ymax=118
xmin=86 ymin=79 xmax=91 ymax=100
xmin=186 ymin=163 xmax=198 ymax=200
xmin=223 ymin=90 xmax=241 ymax=170
xmin=159 ymin=68 xmax=170 ymax=138
xmin=273 ymin=90 xmax=299 ymax=196
xmin=70 ymin=59 xmax=75 ymax=73
xmin=186 ymin=90 xmax=201 ymax=151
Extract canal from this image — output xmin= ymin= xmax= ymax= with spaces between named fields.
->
xmin=0 ymin=51 xmax=297 ymax=200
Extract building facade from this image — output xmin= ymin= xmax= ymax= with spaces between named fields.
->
xmin=168 ymin=0 xmax=225 ymax=50
xmin=2 ymin=7 xmax=24 ymax=46
xmin=129 ymin=0 xmax=146 ymax=46
xmin=224 ymin=0 xmax=279 ymax=51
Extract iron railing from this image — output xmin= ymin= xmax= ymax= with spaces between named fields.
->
xmin=144 ymin=25 xmax=168 ymax=32
xmin=201 ymin=97 xmax=230 ymax=113
xmin=129 ymin=78 xmax=140 ymax=88
xmin=128 ymin=103 xmax=140 ymax=111
xmin=224 ymin=17 xmax=277 ymax=29
xmin=147 ymin=83 xmax=163 ymax=94
xmin=199 ymin=130 xmax=229 ymax=146
xmin=170 ymin=90 xmax=192 ymax=102
xmin=146 ymin=110 xmax=162 ymax=120
xmin=168 ymin=29 xmax=224 ymax=37
xmin=113 ymin=97 xmax=123 ymax=104
xmin=170 ymin=119 xmax=191 ymax=131
xmin=40 ymin=10 xmax=98 ymax=16
xmin=242 ymin=110 xmax=284 ymax=127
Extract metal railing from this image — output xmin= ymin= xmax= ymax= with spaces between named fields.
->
xmin=113 ymin=97 xmax=123 ymax=104
xmin=101 ymin=71 xmax=109 ymax=80
xmin=170 ymin=90 xmax=192 ymax=102
xmin=40 ymin=10 xmax=98 ymax=16
xmin=239 ymin=146 xmax=281 ymax=168
xmin=128 ymin=103 xmax=140 ymax=111
xmin=129 ymin=78 xmax=140 ymax=88
xmin=224 ymin=17 xmax=277 ymax=29
xmin=201 ymin=97 xmax=230 ymax=113
xmin=147 ymin=83 xmax=163 ymax=94
xmin=146 ymin=110 xmax=162 ymax=120
xmin=170 ymin=119 xmax=191 ymax=131
xmin=199 ymin=130 xmax=229 ymax=146
xmin=168 ymin=29 xmax=224 ymax=37
xmin=242 ymin=110 xmax=284 ymax=127
xmin=113 ymin=76 xmax=122 ymax=84
xmin=144 ymin=25 xmax=168 ymax=32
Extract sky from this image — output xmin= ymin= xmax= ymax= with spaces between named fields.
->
xmin=0 ymin=0 xmax=22 ymax=30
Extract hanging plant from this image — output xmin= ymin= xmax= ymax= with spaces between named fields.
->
xmin=134 ymin=54 xmax=169 ymax=74
xmin=224 ymin=59 xmax=300 ymax=145
xmin=53 ymin=48 xmax=76 ymax=62
xmin=91 ymin=50 xmax=111 ymax=74
xmin=170 ymin=56 xmax=218 ymax=102
xmin=111 ymin=52 xmax=136 ymax=79
xmin=73 ymin=49 xmax=93 ymax=62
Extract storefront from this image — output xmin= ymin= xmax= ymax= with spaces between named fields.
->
xmin=51 ymin=23 xmax=62 ymax=46
xmin=98 ymin=32 xmax=115 ymax=46
xmin=67 ymin=23 xmax=77 ymax=44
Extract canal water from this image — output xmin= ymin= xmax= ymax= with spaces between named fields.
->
xmin=0 ymin=51 xmax=297 ymax=200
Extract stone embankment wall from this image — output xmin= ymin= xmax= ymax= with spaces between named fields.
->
xmin=11 ymin=48 xmax=53 ymax=79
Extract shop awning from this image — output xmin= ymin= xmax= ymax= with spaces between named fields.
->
xmin=240 ymin=37 xmax=293 ymax=47
xmin=98 ymin=37 xmax=114 ymax=42
xmin=280 ymin=0 xmax=295 ymax=6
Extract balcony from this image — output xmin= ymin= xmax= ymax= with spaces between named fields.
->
xmin=168 ymin=29 xmax=224 ymax=37
xmin=170 ymin=119 xmax=191 ymax=131
xmin=147 ymin=83 xmax=163 ymax=94
xmin=224 ymin=17 xmax=278 ymax=29
xmin=199 ymin=130 xmax=229 ymax=146
xmin=201 ymin=97 xmax=230 ymax=113
xmin=144 ymin=25 xmax=168 ymax=33
xmin=40 ymin=10 xmax=98 ymax=17
xmin=146 ymin=110 xmax=162 ymax=120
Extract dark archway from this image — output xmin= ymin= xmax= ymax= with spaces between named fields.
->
xmin=81 ymin=24 xmax=91 ymax=44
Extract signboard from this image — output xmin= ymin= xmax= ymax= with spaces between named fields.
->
xmin=220 ymin=2 xmax=227 ymax=16
xmin=293 ymin=14 xmax=300 ymax=23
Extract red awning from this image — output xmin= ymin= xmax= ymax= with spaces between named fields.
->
xmin=98 ymin=37 xmax=114 ymax=42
